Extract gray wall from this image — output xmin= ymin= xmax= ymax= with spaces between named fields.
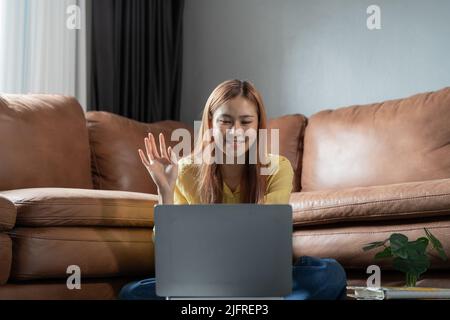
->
xmin=181 ymin=0 xmax=450 ymax=124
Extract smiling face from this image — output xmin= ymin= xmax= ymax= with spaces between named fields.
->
xmin=211 ymin=96 xmax=259 ymax=159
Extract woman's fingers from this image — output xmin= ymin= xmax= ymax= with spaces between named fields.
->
xmin=138 ymin=149 xmax=150 ymax=167
xmin=143 ymin=132 xmax=174 ymax=166
xmin=144 ymin=137 xmax=155 ymax=161
xmin=168 ymin=146 xmax=178 ymax=165
xmin=159 ymin=133 xmax=170 ymax=161
xmin=149 ymin=133 xmax=161 ymax=158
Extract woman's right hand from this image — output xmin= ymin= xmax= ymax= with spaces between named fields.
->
xmin=138 ymin=132 xmax=178 ymax=199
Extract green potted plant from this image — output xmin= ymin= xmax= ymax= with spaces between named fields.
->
xmin=363 ymin=228 xmax=448 ymax=287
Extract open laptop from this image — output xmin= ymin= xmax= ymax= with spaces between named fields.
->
xmin=154 ymin=204 xmax=293 ymax=299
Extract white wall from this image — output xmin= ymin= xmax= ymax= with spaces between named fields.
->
xmin=181 ymin=0 xmax=450 ymax=124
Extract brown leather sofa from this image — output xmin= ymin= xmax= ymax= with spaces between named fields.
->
xmin=0 ymin=87 xmax=450 ymax=299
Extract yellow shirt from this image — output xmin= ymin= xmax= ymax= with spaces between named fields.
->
xmin=174 ymin=153 xmax=294 ymax=204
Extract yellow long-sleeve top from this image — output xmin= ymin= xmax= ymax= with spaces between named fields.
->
xmin=152 ymin=153 xmax=294 ymax=241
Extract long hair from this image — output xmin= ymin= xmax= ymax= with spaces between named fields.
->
xmin=192 ymin=79 xmax=269 ymax=203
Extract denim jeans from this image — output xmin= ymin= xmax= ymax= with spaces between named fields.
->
xmin=118 ymin=256 xmax=347 ymax=300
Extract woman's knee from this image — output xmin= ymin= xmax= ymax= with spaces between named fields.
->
xmin=290 ymin=256 xmax=347 ymax=300
xmin=118 ymin=278 xmax=163 ymax=300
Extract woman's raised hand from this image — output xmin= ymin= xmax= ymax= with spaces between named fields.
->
xmin=138 ymin=132 xmax=178 ymax=197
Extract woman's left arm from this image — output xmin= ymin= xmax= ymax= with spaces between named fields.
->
xmin=263 ymin=156 xmax=294 ymax=204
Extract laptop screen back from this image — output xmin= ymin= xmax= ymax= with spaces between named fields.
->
xmin=154 ymin=204 xmax=293 ymax=298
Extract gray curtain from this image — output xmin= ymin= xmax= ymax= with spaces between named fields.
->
xmin=88 ymin=0 xmax=184 ymax=122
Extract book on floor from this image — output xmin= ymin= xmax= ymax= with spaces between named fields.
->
xmin=346 ymin=286 xmax=450 ymax=300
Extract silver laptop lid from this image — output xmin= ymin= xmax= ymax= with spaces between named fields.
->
xmin=154 ymin=204 xmax=293 ymax=298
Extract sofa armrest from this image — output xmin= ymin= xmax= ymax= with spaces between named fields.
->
xmin=0 ymin=188 xmax=158 ymax=228
xmin=0 ymin=195 xmax=16 ymax=231
xmin=290 ymin=178 xmax=450 ymax=227
xmin=0 ymin=233 xmax=12 ymax=285
xmin=0 ymin=196 xmax=15 ymax=285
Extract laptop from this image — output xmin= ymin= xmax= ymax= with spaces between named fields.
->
xmin=154 ymin=204 xmax=293 ymax=299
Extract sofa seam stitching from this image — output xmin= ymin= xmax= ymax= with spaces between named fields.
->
xmin=13 ymin=201 xmax=156 ymax=208
xmin=88 ymin=132 xmax=103 ymax=190
xmin=16 ymin=216 xmax=152 ymax=221
xmin=296 ymin=115 xmax=306 ymax=192
xmin=293 ymin=224 xmax=450 ymax=237
xmin=293 ymin=208 xmax=450 ymax=225
xmin=292 ymin=191 xmax=450 ymax=212
xmin=8 ymin=235 xmax=153 ymax=243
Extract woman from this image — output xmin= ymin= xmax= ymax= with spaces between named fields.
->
xmin=119 ymin=80 xmax=347 ymax=300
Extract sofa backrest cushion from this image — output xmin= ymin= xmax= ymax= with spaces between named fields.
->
xmin=301 ymin=87 xmax=450 ymax=191
xmin=268 ymin=114 xmax=307 ymax=192
xmin=86 ymin=111 xmax=194 ymax=194
xmin=0 ymin=95 xmax=93 ymax=190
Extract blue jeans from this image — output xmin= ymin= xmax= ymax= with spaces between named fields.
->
xmin=119 ymin=256 xmax=347 ymax=300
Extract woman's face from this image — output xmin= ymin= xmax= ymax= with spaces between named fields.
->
xmin=211 ymin=96 xmax=259 ymax=159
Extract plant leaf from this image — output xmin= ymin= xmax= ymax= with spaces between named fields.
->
xmin=374 ymin=247 xmax=393 ymax=259
xmin=424 ymin=228 xmax=448 ymax=261
xmin=390 ymin=233 xmax=409 ymax=259
xmin=392 ymin=257 xmax=412 ymax=274
xmin=409 ymin=237 xmax=429 ymax=255
xmin=363 ymin=240 xmax=387 ymax=252
xmin=393 ymin=254 xmax=429 ymax=277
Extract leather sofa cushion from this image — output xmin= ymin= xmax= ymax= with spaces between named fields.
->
xmin=0 ymin=195 xmax=16 ymax=231
xmin=302 ymin=87 xmax=450 ymax=191
xmin=0 ymin=233 xmax=12 ymax=285
xmin=86 ymin=111 xmax=194 ymax=194
xmin=0 ymin=95 xmax=93 ymax=190
xmin=291 ymin=178 xmax=450 ymax=226
xmin=268 ymin=114 xmax=307 ymax=192
xmin=293 ymin=217 xmax=450 ymax=270
xmin=0 ymin=188 xmax=158 ymax=227
xmin=0 ymin=278 xmax=133 ymax=300
xmin=9 ymin=227 xmax=154 ymax=280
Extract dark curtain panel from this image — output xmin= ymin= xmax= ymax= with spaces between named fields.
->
xmin=89 ymin=0 xmax=184 ymax=122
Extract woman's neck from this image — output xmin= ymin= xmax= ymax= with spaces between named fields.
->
xmin=220 ymin=163 xmax=245 ymax=191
